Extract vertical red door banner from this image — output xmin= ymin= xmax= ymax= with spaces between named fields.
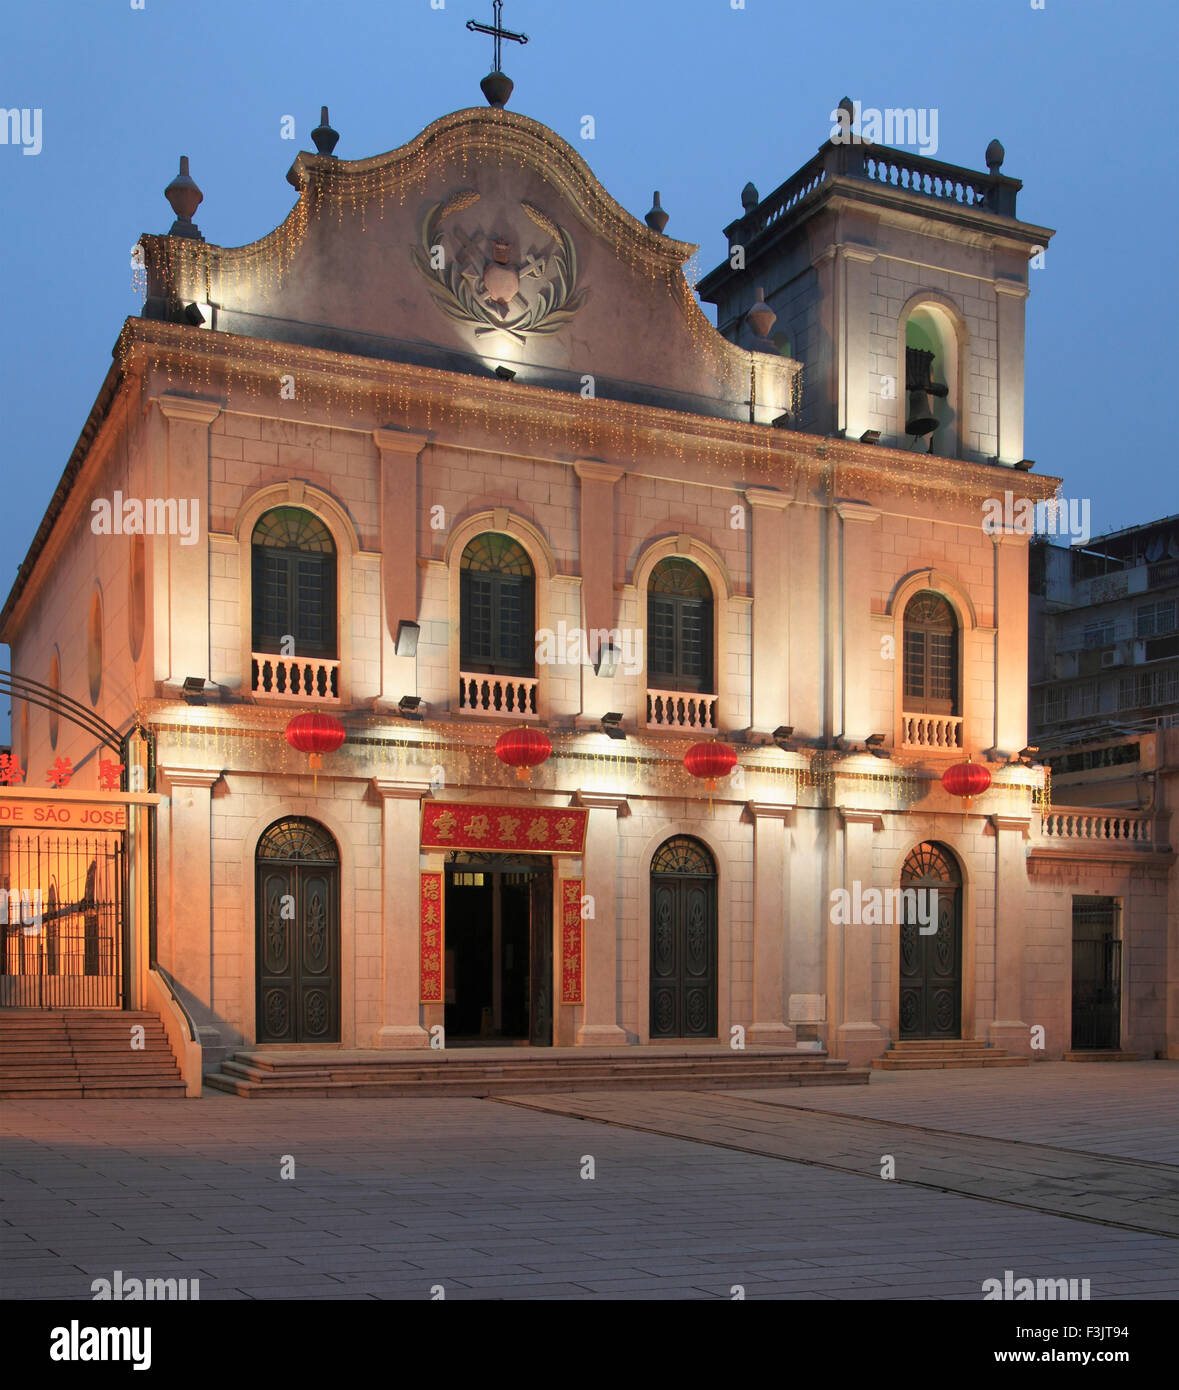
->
xmin=419 ymin=872 xmax=444 ymax=1004
xmin=560 ymin=878 xmax=584 ymax=1005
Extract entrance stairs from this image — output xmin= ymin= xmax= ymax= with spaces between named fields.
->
xmin=0 ymin=1010 xmax=188 ymax=1098
xmin=206 ymin=1046 xmax=869 ymax=1098
xmin=871 ymin=1039 xmax=1029 ymax=1070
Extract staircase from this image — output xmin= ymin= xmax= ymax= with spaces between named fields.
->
xmin=871 ymin=1039 xmax=1029 ymax=1071
xmin=206 ymin=1047 xmax=870 ymax=1098
xmin=0 ymin=1010 xmax=188 ymax=1098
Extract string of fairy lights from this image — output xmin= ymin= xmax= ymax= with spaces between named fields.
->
xmin=142 ymin=702 xmax=1050 ymax=820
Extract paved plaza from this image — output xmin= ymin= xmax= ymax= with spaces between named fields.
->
xmin=2 ymin=1062 xmax=1176 ymax=1299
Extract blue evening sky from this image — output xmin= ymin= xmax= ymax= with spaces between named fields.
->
xmin=1 ymin=0 xmax=1176 ymax=734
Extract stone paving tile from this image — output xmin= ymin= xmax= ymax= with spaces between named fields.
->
xmin=3 ymin=1080 xmax=1177 ymax=1301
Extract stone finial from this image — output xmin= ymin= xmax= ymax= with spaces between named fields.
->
xmin=645 ymin=191 xmax=669 ymax=234
xmin=164 ymin=156 xmax=203 ymax=239
xmin=985 ymin=138 xmax=1005 ymax=174
xmin=747 ymin=286 xmax=776 ymax=339
xmin=312 ymin=106 xmax=340 ymax=156
xmin=741 ymin=181 xmax=759 ymax=212
xmin=837 ymin=95 xmax=855 ymax=127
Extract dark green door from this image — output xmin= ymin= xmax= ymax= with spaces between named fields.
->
xmin=256 ymin=819 xmax=339 ymax=1044
xmin=898 ymin=842 xmax=962 ymax=1040
xmin=650 ymin=836 xmax=717 ymax=1038
xmin=1072 ymin=898 xmax=1121 ymax=1049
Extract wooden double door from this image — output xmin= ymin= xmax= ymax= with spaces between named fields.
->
xmin=650 ymin=837 xmax=718 ymax=1039
xmin=898 ymin=843 xmax=962 ymax=1040
xmin=255 ymin=819 xmax=340 ymax=1044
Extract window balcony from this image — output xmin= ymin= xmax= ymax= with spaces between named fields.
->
xmin=458 ymin=672 xmax=538 ymax=718
xmin=647 ymin=689 xmax=718 ymax=731
xmin=900 ymin=712 xmax=963 ymax=751
xmin=252 ymin=653 xmax=340 ymax=702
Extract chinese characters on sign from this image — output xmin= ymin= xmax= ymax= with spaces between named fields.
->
xmin=560 ymin=878 xmax=584 ymax=1005
xmin=421 ymin=802 xmax=588 ymax=854
xmin=419 ymin=872 xmax=444 ymax=1004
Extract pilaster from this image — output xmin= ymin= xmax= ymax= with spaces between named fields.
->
xmin=374 ymin=428 xmax=430 ymax=708
xmin=573 ymin=790 xmax=630 ymax=1046
xmin=745 ymin=801 xmax=795 ymax=1046
xmin=833 ymin=807 xmax=887 ymax=1064
xmin=989 ymin=812 xmax=1032 ymax=1055
xmin=370 ymin=778 xmax=432 ymax=1049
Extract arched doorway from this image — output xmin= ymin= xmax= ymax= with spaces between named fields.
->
xmin=899 ymin=842 xmax=962 ymax=1039
xmin=650 ymin=836 xmax=717 ymax=1039
xmin=255 ymin=818 xmax=340 ymax=1044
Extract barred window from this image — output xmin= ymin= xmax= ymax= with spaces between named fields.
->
xmin=1136 ymin=600 xmax=1177 ymax=639
xmin=460 ymin=533 xmax=535 ymax=676
xmin=902 ymin=591 xmax=958 ymax=714
xmin=647 ymin=559 xmax=714 ymax=694
xmin=1119 ymin=667 xmax=1179 ymax=710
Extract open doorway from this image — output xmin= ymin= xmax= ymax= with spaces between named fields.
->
xmin=444 ymin=852 xmax=552 ymax=1046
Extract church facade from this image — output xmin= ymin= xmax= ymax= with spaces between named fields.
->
xmin=3 ymin=97 xmax=1175 ymax=1069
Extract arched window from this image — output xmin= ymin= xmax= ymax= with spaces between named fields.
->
xmin=904 ymin=305 xmax=960 ymax=457
xmin=647 ymin=558 xmax=714 ymax=693
xmin=87 ymin=591 xmax=103 ymax=706
xmin=251 ymin=508 xmax=337 ymax=659
xmin=903 ymin=591 xmax=959 ymax=714
xmin=460 ymin=533 xmax=535 ymax=677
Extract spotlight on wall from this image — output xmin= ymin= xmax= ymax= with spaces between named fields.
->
xmin=495 ymin=365 xmax=516 ymax=381
xmin=1014 ymin=458 xmax=1035 ymax=472
xmin=601 ymin=712 xmax=626 ymax=741
xmin=397 ymin=695 xmax=424 ymax=720
xmin=859 ymin=429 xmax=881 ymax=444
xmin=182 ymin=676 xmax=208 ymax=706
xmin=772 ymin=725 xmax=795 ymax=750
xmin=865 ymin=732 xmax=890 ymax=758
xmin=1018 ymin=745 xmax=1040 ymax=764
xmin=772 ymin=412 xmax=791 ymax=429
xmin=593 ymin=641 xmax=620 ymax=678
xmin=183 ymin=302 xmax=205 ymax=327
xmin=395 ymin=619 xmax=420 ymax=658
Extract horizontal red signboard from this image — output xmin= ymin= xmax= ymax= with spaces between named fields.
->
xmin=421 ymin=801 xmax=587 ymax=854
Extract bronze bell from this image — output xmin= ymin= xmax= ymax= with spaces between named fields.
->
xmin=905 ymin=346 xmax=948 ymax=437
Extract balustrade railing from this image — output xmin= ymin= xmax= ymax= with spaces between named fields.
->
xmin=1041 ymin=808 xmax=1155 ymax=845
xmin=458 ymin=672 xmax=538 ymax=717
xmin=901 ymin=713 xmax=963 ymax=751
xmin=647 ymin=690 xmax=718 ymax=731
xmin=252 ymin=654 xmax=340 ymax=702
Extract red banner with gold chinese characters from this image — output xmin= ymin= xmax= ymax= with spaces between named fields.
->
xmin=419 ymin=872 xmax=444 ymax=1004
xmin=560 ymin=878 xmax=584 ymax=1005
xmin=421 ymin=802 xmax=588 ymax=854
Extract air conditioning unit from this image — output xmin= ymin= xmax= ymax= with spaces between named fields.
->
xmin=1100 ymin=649 xmax=1125 ymax=668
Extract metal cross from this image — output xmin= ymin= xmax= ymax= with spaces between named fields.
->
xmin=466 ymin=0 xmax=528 ymax=73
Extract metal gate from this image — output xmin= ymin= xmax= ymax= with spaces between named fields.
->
xmin=0 ymin=831 xmax=127 ymax=1008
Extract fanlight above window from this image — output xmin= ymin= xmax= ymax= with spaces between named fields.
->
xmin=651 ymin=835 xmax=716 ymax=876
xmin=256 ymin=817 xmax=338 ymax=863
xmin=900 ymin=842 xmax=961 ymax=886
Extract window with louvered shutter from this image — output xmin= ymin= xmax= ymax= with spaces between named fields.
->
xmin=459 ymin=534 xmax=535 ymax=676
xmin=902 ymin=591 xmax=958 ymax=714
xmin=647 ymin=559 xmax=714 ymax=693
xmin=251 ymin=508 xmax=337 ymax=659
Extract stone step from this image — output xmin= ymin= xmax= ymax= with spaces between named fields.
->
xmin=0 ymin=1081 xmax=188 ymax=1100
xmin=0 ymin=1010 xmax=185 ymax=1097
xmin=871 ymin=1055 xmax=1029 ymax=1070
xmin=888 ymin=1040 xmax=990 ymax=1050
xmin=205 ymin=1064 xmax=870 ymax=1099
xmin=1063 ymin=1050 xmax=1141 ymax=1062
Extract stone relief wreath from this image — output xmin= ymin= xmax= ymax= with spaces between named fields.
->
xmin=412 ymin=190 xmax=588 ymax=344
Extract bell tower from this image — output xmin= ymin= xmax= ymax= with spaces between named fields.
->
xmin=698 ymin=100 xmax=1054 ymax=465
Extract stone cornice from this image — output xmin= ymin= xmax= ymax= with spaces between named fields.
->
xmin=835 ymin=500 xmax=881 ymax=525
xmin=158 ymin=766 xmax=222 ymax=790
xmin=838 ymin=807 xmax=885 ymax=830
xmin=155 ymin=395 xmax=221 ymax=425
xmin=573 ymin=459 xmax=625 ymax=484
xmin=373 ymin=427 xmax=430 ymax=456
xmin=745 ymin=800 xmax=796 ymax=821
xmin=990 ymin=814 xmax=1031 ymax=837
xmin=370 ymin=778 xmax=433 ymax=801
xmin=573 ymin=790 xmax=631 ymax=815
xmin=743 ymin=487 xmax=793 ymax=511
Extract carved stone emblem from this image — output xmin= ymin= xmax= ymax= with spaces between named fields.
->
xmin=412 ymin=191 xmax=588 ymax=344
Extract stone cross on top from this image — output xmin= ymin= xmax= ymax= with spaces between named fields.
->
xmin=467 ymin=0 xmax=529 ymax=109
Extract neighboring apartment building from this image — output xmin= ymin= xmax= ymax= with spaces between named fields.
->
xmin=1 ymin=91 xmax=1175 ymax=1073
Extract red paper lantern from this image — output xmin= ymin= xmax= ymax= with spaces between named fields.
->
xmin=941 ymin=756 xmax=991 ymax=809
xmin=284 ymin=712 xmax=346 ymax=777
xmin=495 ymin=726 xmax=552 ymax=782
xmin=683 ymin=739 xmax=738 ymax=793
